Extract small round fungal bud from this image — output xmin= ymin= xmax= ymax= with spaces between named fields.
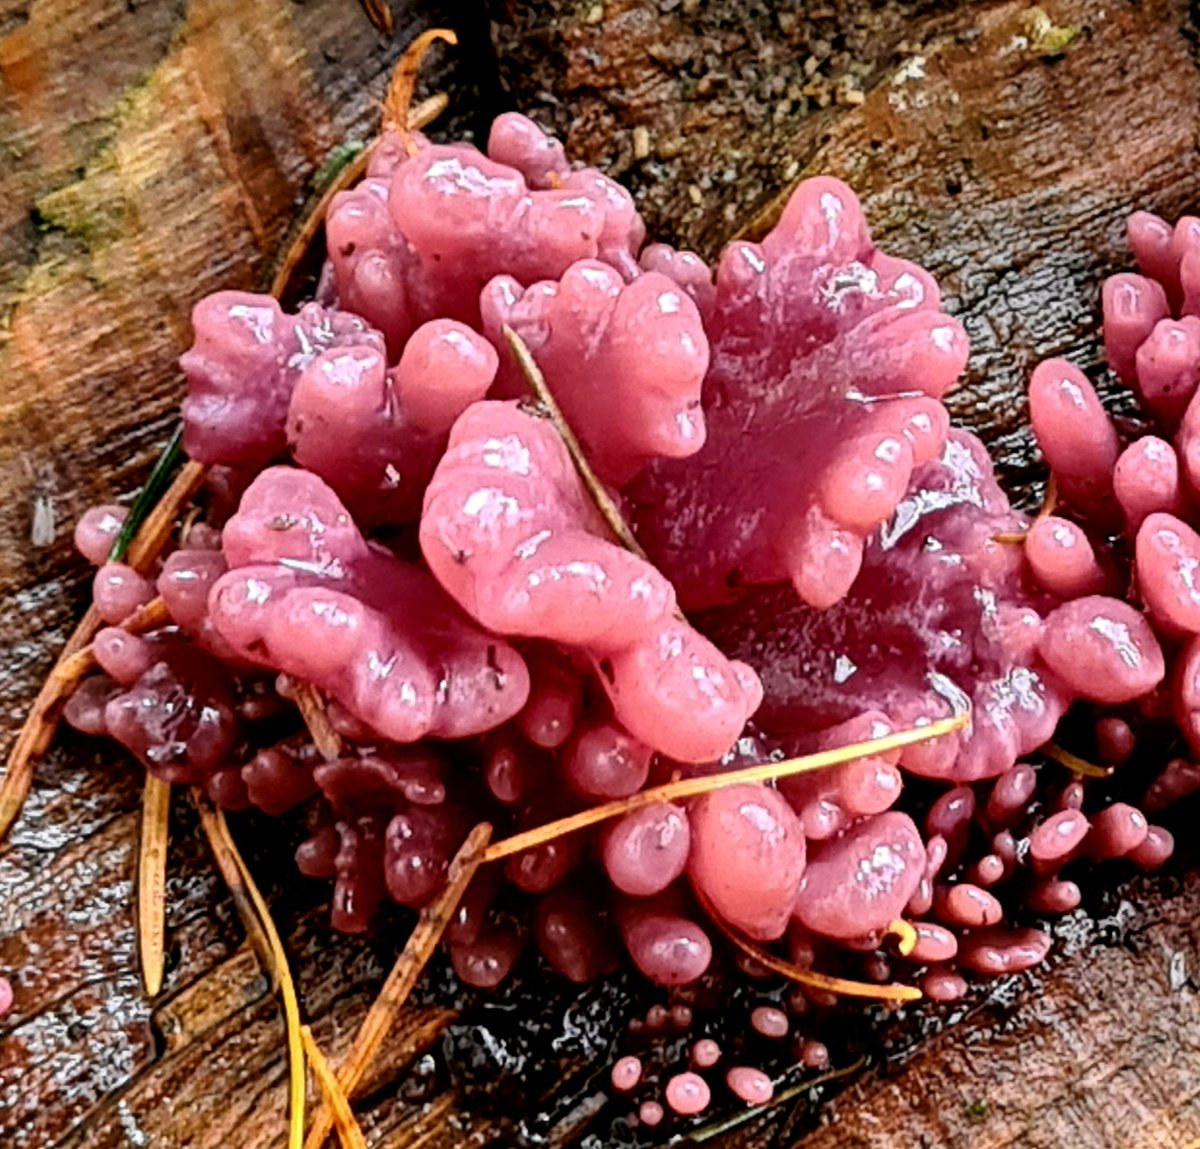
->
xmin=62 ymin=675 xmax=119 ymax=737
xmin=1087 ymin=803 xmax=1149 ymax=861
xmin=908 ymin=921 xmax=958 ymax=964
xmin=638 ymin=1101 xmax=664 ymax=1127
xmin=1095 ymin=717 xmax=1135 ymax=766
xmin=617 ymin=897 xmax=713 ymax=986
xmin=670 ymin=1005 xmax=693 ymax=1031
xmin=921 ymin=968 xmax=968 ymax=1002
xmin=985 ymin=764 xmax=1037 ymax=827
xmin=969 ymin=854 xmax=1006 ymax=888
xmin=935 ymin=883 xmax=1003 ymax=929
xmin=563 ymin=720 xmax=652 ymax=800
xmin=0 ymin=977 xmax=12 ymax=1017
xmin=74 ymin=504 xmax=127 ymax=564
xmin=750 ymin=1006 xmax=789 ymax=1039
xmin=1027 ymin=878 xmax=1081 ymax=915
xmin=1055 ymin=782 xmax=1085 ymax=812
xmin=646 ymin=1005 xmax=670 ymax=1031
xmin=611 ymin=1056 xmax=642 ymax=1093
xmin=799 ymin=1039 xmax=830 ymax=1069
xmin=665 ymin=1072 xmax=711 ymax=1116
xmin=1025 ymin=516 xmax=1107 ymax=599
xmin=688 ymin=783 xmax=806 ymax=941
xmin=449 ymin=925 xmax=524 ymax=990
xmin=602 ymin=802 xmax=690 ymax=897
xmin=727 ymin=1067 xmax=774 ymax=1106
xmin=1128 ymin=825 xmax=1174 ymax=870
xmin=92 ymin=563 xmax=156 ymax=625
xmin=1029 ymin=809 xmax=1090 ymax=874
xmin=925 ymin=787 xmax=975 ymax=866
xmin=991 ymin=830 xmax=1017 ymax=869
xmin=93 ymin=627 xmax=156 ymax=687
xmin=691 ymin=1039 xmax=721 ymax=1069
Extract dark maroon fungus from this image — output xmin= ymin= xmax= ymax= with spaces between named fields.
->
xmin=58 ymin=110 xmax=1199 ymax=1127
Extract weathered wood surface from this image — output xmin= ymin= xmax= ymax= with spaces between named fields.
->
xmin=0 ymin=0 xmax=1198 ymax=1146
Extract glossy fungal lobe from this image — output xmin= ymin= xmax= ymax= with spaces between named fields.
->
xmin=59 ymin=106 xmax=1200 ymax=1046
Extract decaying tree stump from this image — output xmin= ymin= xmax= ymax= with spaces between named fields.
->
xmin=0 ymin=1 xmax=1197 ymax=1146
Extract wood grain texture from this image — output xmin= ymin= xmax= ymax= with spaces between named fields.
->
xmin=0 ymin=0 xmax=1198 ymax=1146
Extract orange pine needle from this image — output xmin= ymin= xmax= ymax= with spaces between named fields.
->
xmin=300 ymin=1026 xmax=369 ymax=1149
xmin=304 ymin=823 xmax=492 ymax=1149
xmin=192 ymin=792 xmax=277 ymax=982
xmin=137 ymin=774 xmax=172 ymax=997
xmin=502 ymin=324 xmax=648 ymax=560
xmin=285 ymin=678 xmax=345 ymax=761
xmin=481 ymin=714 xmax=968 ymax=864
xmin=885 ymin=918 xmax=918 ymax=958
xmin=195 ymin=795 xmax=306 ymax=1149
xmin=383 ymin=28 xmax=458 ymax=145
xmin=356 ymin=0 xmax=393 ymax=38
xmin=994 ymin=474 xmax=1059 ymax=545
xmin=1043 ymin=741 xmax=1112 ymax=779
xmin=697 ymin=888 xmax=922 ymax=1004
xmin=0 ymin=604 xmax=103 ymax=839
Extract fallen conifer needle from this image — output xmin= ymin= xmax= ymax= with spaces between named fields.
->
xmin=1043 ymin=740 xmax=1112 ymax=779
xmin=301 ymin=1026 xmax=369 ymax=1149
xmin=481 ymin=714 xmax=968 ymax=864
xmin=137 ymin=774 xmax=172 ymax=997
xmin=195 ymin=795 xmax=306 ymax=1149
xmin=304 ymin=822 xmax=492 ymax=1149
xmin=698 ymin=888 xmax=922 ymax=1004
xmin=502 ymin=324 xmax=648 ymax=560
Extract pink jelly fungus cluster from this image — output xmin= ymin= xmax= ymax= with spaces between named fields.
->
xmin=63 ymin=109 xmax=1200 ymax=1114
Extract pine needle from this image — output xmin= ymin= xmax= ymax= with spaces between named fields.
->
xmin=696 ymin=887 xmax=922 ymax=1004
xmin=192 ymin=793 xmax=278 ymax=987
xmin=284 ymin=678 xmax=345 ymax=761
xmin=383 ymin=28 xmax=458 ymax=143
xmin=502 ymin=324 xmax=648 ymax=560
xmin=1043 ymin=741 xmax=1112 ymax=779
xmin=885 ymin=918 xmax=918 ymax=958
xmin=481 ymin=714 xmax=967 ymax=864
xmin=107 ymin=427 xmax=185 ymax=564
xmin=357 ymin=0 xmax=393 ymax=37
xmin=300 ymin=1026 xmax=369 ymax=1149
xmin=994 ymin=474 xmax=1059 ymax=544
xmin=137 ymin=774 xmax=172 ymax=997
xmin=0 ymin=604 xmax=102 ymax=839
xmin=194 ymin=794 xmax=306 ymax=1149
xmin=303 ymin=822 xmax=492 ymax=1149
xmin=683 ymin=1056 xmax=868 ymax=1144
xmin=122 ymin=460 xmax=210 ymax=571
